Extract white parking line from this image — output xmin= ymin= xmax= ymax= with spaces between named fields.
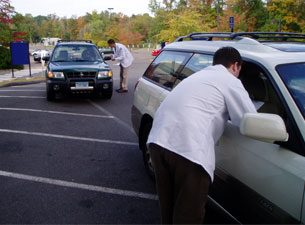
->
xmin=0 ymin=170 xmax=158 ymax=201
xmin=0 ymin=95 xmax=45 ymax=99
xmin=0 ymin=108 xmax=114 ymax=119
xmin=88 ymin=100 xmax=135 ymax=134
xmin=0 ymin=129 xmax=137 ymax=146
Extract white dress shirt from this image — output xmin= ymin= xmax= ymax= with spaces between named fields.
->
xmin=147 ymin=65 xmax=257 ymax=181
xmin=113 ymin=43 xmax=134 ymax=68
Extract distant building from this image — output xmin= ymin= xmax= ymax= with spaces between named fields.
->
xmin=41 ymin=38 xmax=61 ymax=46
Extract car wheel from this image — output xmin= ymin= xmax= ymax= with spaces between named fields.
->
xmin=46 ymin=90 xmax=55 ymax=101
xmin=141 ymin=122 xmax=155 ymax=178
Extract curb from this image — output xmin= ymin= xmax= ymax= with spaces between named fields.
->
xmin=0 ymin=78 xmax=45 ymax=88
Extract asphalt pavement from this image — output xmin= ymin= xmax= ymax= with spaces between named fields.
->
xmin=0 ymin=49 xmax=228 ymax=224
xmin=0 ymin=49 xmax=161 ymax=224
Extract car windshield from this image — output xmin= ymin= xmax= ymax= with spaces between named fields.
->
xmin=277 ymin=62 xmax=305 ymax=119
xmin=52 ymin=45 xmax=102 ymax=62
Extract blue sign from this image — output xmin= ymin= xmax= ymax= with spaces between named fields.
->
xmin=10 ymin=42 xmax=29 ymax=65
xmin=229 ymin=16 xmax=234 ymax=29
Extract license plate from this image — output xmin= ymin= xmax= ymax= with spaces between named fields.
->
xmin=75 ymin=82 xmax=89 ymax=87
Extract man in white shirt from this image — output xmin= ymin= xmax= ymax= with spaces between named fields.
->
xmin=147 ymin=47 xmax=257 ymax=224
xmin=108 ymin=39 xmax=134 ymax=93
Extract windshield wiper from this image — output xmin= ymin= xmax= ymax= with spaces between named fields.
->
xmin=53 ymin=60 xmax=68 ymax=62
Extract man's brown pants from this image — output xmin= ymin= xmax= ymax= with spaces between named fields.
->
xmin=119 ymin=64 xmax=128 ymax=90
xmin=149 ymin=143 xmax=211 ymax=224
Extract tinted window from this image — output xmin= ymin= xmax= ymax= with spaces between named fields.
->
xmin=174 ymin=53 xmax=213 ymax=87
xmin=277 ymin=62 xmax=305 ymax=119
xmin=144 ymin=51 xmax=192 ymax=88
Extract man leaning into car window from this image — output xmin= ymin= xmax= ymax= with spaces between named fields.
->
xmin=147 ymin=47 xmax=257 ymax=224
xmin=108 ymin=39 xmax=134 ymax=93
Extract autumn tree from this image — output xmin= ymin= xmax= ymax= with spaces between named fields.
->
xmin=0 ymin=0 xmax=14 ymax=45
xmin=265 ymin=0 xmax=304 ymax=32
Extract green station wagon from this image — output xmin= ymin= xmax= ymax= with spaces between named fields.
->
xmin=45 ymin=40 xmax=113 ymax=100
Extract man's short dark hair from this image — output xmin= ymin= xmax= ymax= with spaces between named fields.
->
xmin=213 ymin=47 xmax=242 ymax=68
xmin=108 ymin=39 xmax=115 ymax=44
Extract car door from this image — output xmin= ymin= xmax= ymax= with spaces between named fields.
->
xmin=213 ymin=61 xmax=305 ymax=223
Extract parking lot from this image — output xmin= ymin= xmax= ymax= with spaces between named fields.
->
xmin=0 ymin=49 xmax=162 ymax=223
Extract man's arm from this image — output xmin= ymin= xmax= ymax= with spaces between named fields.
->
xmin=113 ymin=46 xmax=125 ymax=61
xmin=225 ymin=83 xmax=257 ymax=127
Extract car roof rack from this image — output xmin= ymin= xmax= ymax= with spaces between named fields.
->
xmin=175 ymin=32 xmax=232 ymax=42
xmin=175 ymin=32 xmax=305 ymax=42
xmin=57 ymin=40 xmax=93 ymax=43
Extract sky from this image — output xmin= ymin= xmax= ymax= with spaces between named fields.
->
xmin=10 ymin=0 xmax=152 ymax=18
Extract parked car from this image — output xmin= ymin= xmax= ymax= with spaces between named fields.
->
xmin=45 ymin=40 xmax=113 ymax=100
xmin=31 ymin=49 xmax=41 ymax=56
xmin=34 ymin=50 xmax=52 ymax=62
xmin=151 ymin=48 xmax=162 ymax=56
xmin=131 ymin=32 xmax=305 ymax=224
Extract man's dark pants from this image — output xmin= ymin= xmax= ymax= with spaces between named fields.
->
xmin=149 ymin=143 xmax=211 ymax=224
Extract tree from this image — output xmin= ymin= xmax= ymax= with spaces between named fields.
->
xmin=266 ymin=0 xmax=304 ymax=32
xmin=231 ymin=0 xmax=267 ymax=31
xmin=0 ymin=0 xmax=14 ymax=45
xmin=156 ymin=9 xmax=209 ymax=42
xmin=0 ymin=0 xmax=13 ymax=24
xmin=67 ymin=16 xmax=79 ymax=40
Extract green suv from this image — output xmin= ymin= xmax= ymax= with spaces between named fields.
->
xmin=45 ymin=40 xmax=113 ymax=100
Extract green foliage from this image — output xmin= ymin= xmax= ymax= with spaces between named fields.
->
xmin=97 ymin=40 xmax=108 ymax=48
xmin=0 ymin=47 xmax=23 ymax=70
xmin=3 ymin=0 xmax=305 ymax=49
xmin=156 ymin=9 xmax=208 ymax=42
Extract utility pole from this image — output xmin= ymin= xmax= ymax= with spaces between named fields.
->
xmin=108 ymin=8 xmax=114 ymax=20
xmin=108 ymin=8 xmax=114 ymax=29
xmin=217 ymin=0 xmax=220 ymax=32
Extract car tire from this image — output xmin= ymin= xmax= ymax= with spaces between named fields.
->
xmin=141 ymin=122 xmax=155 ymax=178
xmin=46 ymin=90 xmax=55 ymax=101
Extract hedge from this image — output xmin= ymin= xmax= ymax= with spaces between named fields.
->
xmin=0 ymin=47 xmax=24 ymax=70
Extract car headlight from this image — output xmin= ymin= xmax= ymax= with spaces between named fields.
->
xmin=98 ymin=71 xmax=112 ymax=79
xmin=48 ymin=72 xmax=65 ymax=79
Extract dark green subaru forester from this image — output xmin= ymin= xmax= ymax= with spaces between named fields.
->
xmin=45 ymin=40 xmax=113 ymax=101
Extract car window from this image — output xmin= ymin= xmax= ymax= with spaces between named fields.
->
xmin=240 ymin=62 xmax=286 ymax=119
xmin=52 ymin=45 xmax=102 ymax=62
xmin=277 ymin=62 xmax=305 ymax=119
xmin=240 ymin=61 xmax=305 ymax=155
xmin=144 ymin=51 xmax=192 ymax=89
xmin=173 ymin=53 xmax=213 ymax=87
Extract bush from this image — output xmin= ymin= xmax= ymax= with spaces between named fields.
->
xmin=0 ymin=47 xmax=24 ymax=70
xmin=97 ymin=40 xmax=108 ymax=48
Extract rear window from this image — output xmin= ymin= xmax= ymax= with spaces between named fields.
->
xmin=174 ymin=54 xmax=213 ymax=87
xmin=143 ymin=51 xmax=192 ymax=89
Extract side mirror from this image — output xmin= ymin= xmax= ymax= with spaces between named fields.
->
xmin=42 ymin=56 xmax=50 ymax=61
xmin=240 ymin=113 xmax=289 ymax=143
xmin=103 ymin=56 xmax=112 ymax=61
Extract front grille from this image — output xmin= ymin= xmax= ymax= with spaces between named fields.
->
xmin=66 ymin=71 xmax=97 ymax=78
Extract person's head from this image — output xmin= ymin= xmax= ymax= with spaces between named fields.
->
xmin=213 ymin=47 xmax=242 ymax=78
xmin=82 ymin=49 xmax=93 ymax=60
xmin=108 ymin=39 xmax=116 ymax=48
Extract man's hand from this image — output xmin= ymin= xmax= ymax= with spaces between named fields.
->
xmin=111 ymin=55 xmax=115 ymax=61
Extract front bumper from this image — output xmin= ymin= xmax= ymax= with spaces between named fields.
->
xmin=47 ymin=78 xmax=113 ymax=94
